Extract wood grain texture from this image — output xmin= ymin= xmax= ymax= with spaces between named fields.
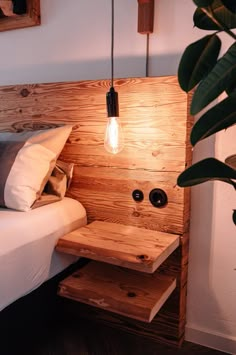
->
xmin=0 ymin=0 xmax=40 ymax=32
xmin=0 ymin=76 xmax=193 ymax=347
xmin=0 ymin=76 xmax=192 ymax=235
xmin=60 ymin=275 xmax=182 ymax=346
xmin=58 ymin=261 xmax=176 ymax=323
xmin=77 ymin=248 xmax=186 ymax=346
xmin=56 ymin=221 xmax=180 ymax=273
xmin=67 ymin=166 xmax=186 ymax=234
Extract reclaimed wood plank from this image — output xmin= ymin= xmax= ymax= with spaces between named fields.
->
xmin=58 ymin=261 xmax=176 ymax=323
xmin=56 ymin=221 xmax=180 ymax=273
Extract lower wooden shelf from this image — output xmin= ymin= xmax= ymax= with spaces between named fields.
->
xmin=58 ymin=261 xmax=176 ymax=323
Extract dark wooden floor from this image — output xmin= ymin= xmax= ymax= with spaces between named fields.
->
xmin=0 ymin=262 xmax=229 ymax=355
xmin=2 ymin=320 xmax=228 ymax=355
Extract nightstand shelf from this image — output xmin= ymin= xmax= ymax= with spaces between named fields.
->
xmin=58 ymin=261 xmax=176 ymax=323
xmin=56 ymin=221 xmax=180 ymax=323
xmin=56 ymin=221 xmax=180 ymax=273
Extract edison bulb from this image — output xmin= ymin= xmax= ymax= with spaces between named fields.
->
xmin=104 ymin=116 xmax=124 ymax=154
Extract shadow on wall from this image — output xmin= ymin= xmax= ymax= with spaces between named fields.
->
xmin=0 ymin=53 xmax=182 ymax=85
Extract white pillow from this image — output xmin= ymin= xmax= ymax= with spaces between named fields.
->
xmin=0 ymin=125 xmax=72 ymax=211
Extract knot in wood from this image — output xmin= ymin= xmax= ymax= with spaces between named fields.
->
xmin=20 ymin=88 xmax=30 ymax=97
xmin=152 ymin=150 xmax=159 ymax=157
xmin=137 ymin=254 xmax=149 ymax=262
xmin=132 ymin=211 xmax=140 ymax=217
xmin=127 ymin=292 xmax=136 ymax=298
xmin=72 ymin=272 xmax=81 ymax=278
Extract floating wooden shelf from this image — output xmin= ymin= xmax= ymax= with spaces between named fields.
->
xmin=58 ymin=261 xmax=176 ymax=323
xmin=56 ymin=221 xmax=180 ymax=273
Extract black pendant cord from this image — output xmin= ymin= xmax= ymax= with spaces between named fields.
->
xmin=146 ymin=33 xmax=150 ymax=77
xmin=111 ymin=0 xmax=114 ymax=88
xmin=106 ymin=0 xmax=119 ymax=118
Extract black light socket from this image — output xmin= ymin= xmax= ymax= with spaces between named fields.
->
xmin=106 ymin=87 xmax=119 ymax=117
xmin=149 ymin=189 xmax=168 ymax=208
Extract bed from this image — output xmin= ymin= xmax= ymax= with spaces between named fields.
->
xmin=0 ymin=197 xmax=87 ymax=311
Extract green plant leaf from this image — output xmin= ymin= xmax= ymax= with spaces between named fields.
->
xmin=233 ymin=210 xmax=236 ymax=225
xmin=177 ymin=158 xmax=236 ymax=188
xmin=193 ymin=0 xmax=236 ymax=30
xmin=221 ymin=0 xmax=236 ymax=14
xmin=193 ymin=0 xmax=214 ymax=6
xmin=191 ymin=42 xmax=236 ymax=115
xmin=226 ymin=77 xmax=236 ymax=95
xmin=190 ymin=93 xmax=236 ymax=145
xmin=178 ymin=35 xmax=221 ymax=92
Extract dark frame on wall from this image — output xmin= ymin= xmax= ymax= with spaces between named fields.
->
xmin=0 ymin=0 xmax=40 ymax=32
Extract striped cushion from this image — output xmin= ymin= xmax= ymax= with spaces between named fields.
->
xmin=0 ymin=125 xmax=72 ymax=211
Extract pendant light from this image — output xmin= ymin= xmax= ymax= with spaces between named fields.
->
xmin=104 ymin=0 xmax=124 ymax=154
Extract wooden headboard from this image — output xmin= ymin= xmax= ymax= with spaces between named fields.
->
xmin=0 ymin=76 xmax=192 ymax=235
xmin=0 ymin=76 xmax=192 ymax=346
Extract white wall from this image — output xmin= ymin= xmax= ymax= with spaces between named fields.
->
xmin=0 ymin=0 xmax=235 ymax=353
xmin=0 ymin=0 xmax=202 ymax=84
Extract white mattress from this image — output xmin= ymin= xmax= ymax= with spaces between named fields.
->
xmin=0 ymin=197 xmax=87 ymax=311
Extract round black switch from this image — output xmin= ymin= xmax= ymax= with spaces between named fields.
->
xmin=149 ymin=189 xmax=168 ymax=208
xmin=132 ymin=189 xmax=144 ymax=202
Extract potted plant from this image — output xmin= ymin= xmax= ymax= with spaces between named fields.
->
xmin=177 ymin=0 xmax=236 ymax=224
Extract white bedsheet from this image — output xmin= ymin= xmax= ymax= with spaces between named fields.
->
xmin=0 ymin=197 xmax=87 ymax=311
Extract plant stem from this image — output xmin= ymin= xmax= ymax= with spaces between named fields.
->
xmin=201 ymin=6 xmax=236 ymax=40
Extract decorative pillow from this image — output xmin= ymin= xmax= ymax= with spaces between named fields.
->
xmin=45 ymin=163 xmax=68 ymax=198
xmin=52 ymin=160 xmax=74 ymax=190
xmin=33 ymin=160 xmax=74 ymax=209
xmin=0 ymin=125 xmax=72 ymax=212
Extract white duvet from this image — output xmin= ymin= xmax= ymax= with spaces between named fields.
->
xmin=0 ymin=197 xmax=87 ymax=311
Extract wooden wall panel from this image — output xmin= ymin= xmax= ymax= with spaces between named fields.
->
xmin=0 ymin=76 xmax=193 ymax=346
xmin=67 ymin=166 xmax=186 ymax=234
xmin=0 ymin=76 xmax=192 ymax=235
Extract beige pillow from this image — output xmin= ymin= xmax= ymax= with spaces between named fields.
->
xmin=0 ymin=125 xmax=72 ymax=211
xmin=33 ymin=160 xmax=74 ymax=209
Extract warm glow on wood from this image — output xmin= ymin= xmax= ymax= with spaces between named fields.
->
xmin=0 ymin=76 xmax=192 ymax=346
